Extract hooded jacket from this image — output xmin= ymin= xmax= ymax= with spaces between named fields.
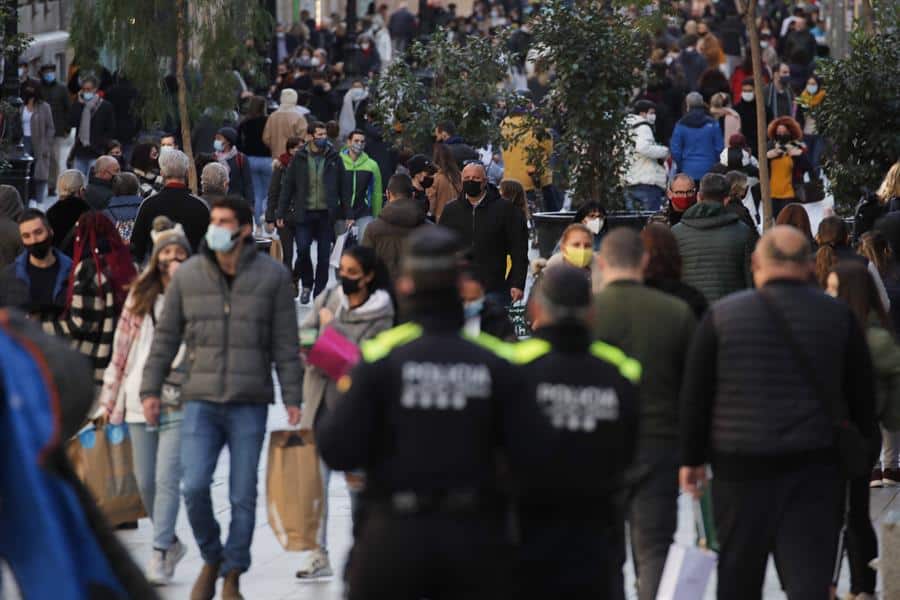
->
xmin=298 ymin=286 xmax=395 ymax=430
xmin=0 ymin=186 xmax=23 ymax=268
xmin=339 ymin=148 xmax=383 ymax=220
xmin=624 ymin=114 xmax=669 ymax=189
xmin=670 ymin=107 xmax=724 ymax=182
xmin=672 ymin=201 xmax=754 ymax=302
xmin=361 ymin=197 xmax=429 ymax=280
xmin=140 ymin=239 xmax=302 ymax=407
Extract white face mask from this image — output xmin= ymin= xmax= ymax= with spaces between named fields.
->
xmin=585 ymin=217 xmax=602 ymax=235
xmin=646 ymin=113 xmax=656 ymax=125
xmin=741 ymin=91 xmax=754 ymax=102
xmin=806 ymin=84 xmax=819 ymax=95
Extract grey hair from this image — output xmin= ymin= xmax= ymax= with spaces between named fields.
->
xmin=57 ymin=169 xmax=86 ymax=198
xmin=201 ymin=162 xmax=229 ymax=195
xmin=159 ymin=149 xmax=190 ymax=179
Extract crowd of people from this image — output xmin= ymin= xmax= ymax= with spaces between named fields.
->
xmin=2 ymin=0 xmax=900 ymax=599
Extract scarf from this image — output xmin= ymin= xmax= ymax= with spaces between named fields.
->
xmin=78 ymin=95 xmax=100 ymax=148
xmin=798 ymin=89 xmax=826 ymax=108
xmin=339 ymin=88 xmax=369 ymax=141
xmin=215 ymin=146 xmax=239 ymax=174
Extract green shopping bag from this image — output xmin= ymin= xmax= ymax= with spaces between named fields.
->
xmin=697 ymin=484 xmax=719 ymax=552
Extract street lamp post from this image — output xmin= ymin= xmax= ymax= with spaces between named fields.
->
xmin=0 ymin=0 xmax=33 ymax=203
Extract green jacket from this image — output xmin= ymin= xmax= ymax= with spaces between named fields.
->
xmin=868 ymin=324 xmax=900 ymax=431
xmin=593 ymin=280 xmax=697 ymax=444
xmin=672 ymin=201 xmax=754 ymax=303
xmin=339 ymin=149 xmax=383 ymax=220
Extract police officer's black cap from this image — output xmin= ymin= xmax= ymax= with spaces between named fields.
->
xmin=402 ymin=226 xmax=462 ymax=274
xmin=538 ymin=265 xmax=591 ymax=308
xmin=407 ymin=154 xmax=436 ymax=177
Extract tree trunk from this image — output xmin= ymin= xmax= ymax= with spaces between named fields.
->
xmin=740 ymin=0 xmax=772 ymax=230
xmin=175 ymin=0 xmax=198 ymax=193
xmin=860 ymin=0 xmax=875 ymax=34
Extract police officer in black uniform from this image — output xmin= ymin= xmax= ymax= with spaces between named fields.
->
xmin=511 ymin=265 xmax=641 ymax=599
xmin=316 ymin=226 xmax=551 ymax=600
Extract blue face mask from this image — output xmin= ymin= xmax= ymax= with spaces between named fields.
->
xmin=213 ymin=139 xmax=225 ymax=152
xmin=314 ymin=138 xmax=329 ymax=149
xmin=205 ymin=224 xmax=239 ymax=253
xmin=463 ymin=298 xmax=485 ymax=320
xmin=82 ymin=91 xmax=95 ymax=102
xmin=43 ymin=73 xmax=55 ymax=83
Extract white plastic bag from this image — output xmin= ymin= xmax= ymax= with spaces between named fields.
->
xmin=656 ymin=498 xmax=717 ymax=600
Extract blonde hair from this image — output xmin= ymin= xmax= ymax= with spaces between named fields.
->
xmin=877 ymin=161 xmax=900 ymax=204
xmin=561 ymin=223 xmax=593 ymax=245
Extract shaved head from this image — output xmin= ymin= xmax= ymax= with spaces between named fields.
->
xmin=752 ymin=225 xmax=813 ymax=286
xmin=94 ymin=155 xmax=121 ymax=181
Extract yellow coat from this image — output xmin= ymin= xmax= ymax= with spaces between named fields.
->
xmin=501 ymin=115 xmax=553 ymax=192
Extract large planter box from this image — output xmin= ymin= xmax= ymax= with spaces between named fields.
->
xmin=532 ymin=210 xmax=654 ymax=258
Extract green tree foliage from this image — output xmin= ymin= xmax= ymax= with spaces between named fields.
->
xmin=811 ymin=6 xmax=900 ymax=207
xmin=372 ymin=31 xmax=517 ymax=153
xmin=526 ymin=1 xmax=646 ymax=207
xmin=69 ymin=0 xmax=271 ymax=130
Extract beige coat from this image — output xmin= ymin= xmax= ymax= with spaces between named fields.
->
xmin=262 ymin=109 xmax=308 ymax=158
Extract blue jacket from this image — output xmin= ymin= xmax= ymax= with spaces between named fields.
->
xmin=670 ymin=108 xmax=724 ymax=183
xmin=0 ymin=248 xmax=73 ymax=310
xmin=103 ymin=194 xmax=143 ymax=242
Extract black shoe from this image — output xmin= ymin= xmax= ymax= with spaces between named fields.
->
xmin=300 ymin=287 xmax=312 ymax=304
xmin=115 ymin=521 xmax=139 ymax=530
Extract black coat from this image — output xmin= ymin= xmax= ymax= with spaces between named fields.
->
xmin=226 ymin=153 xmax=255 ymax=209
xmin=438 ymin=186 xmax=528 ymax=294
xmin=735 ymin=100 xmax=760 ymax=156
xmin=645 ymin=277 xmax=709 ymax=320
xmin=277 ymin=146 xmax=341 ymax=224
xmin=47 ymin=195 xmax=91 ymax=256
xmin=69 ymin=99 xmax=117 ymax=159
xmin=130 ymin=185 xmax=211 ymax=263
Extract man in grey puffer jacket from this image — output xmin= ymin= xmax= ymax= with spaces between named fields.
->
xmin=673 ymin=173 xmax=754 ymax=303
xmin=141 ymin=195 xmax=301 ymax=600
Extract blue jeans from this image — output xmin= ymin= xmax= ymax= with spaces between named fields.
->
xmin=74 ymin=155 xmax=96 ymax=178
xmin=294 ymin=210 xmax=333 ymax=297
xmin=247 ymin=155 xmax=273 ymax=224
xmin=129 ymin=415 xmax=183 ymax=551
xmin=180 ymin=401 xmax=268 ymax=575
xmin=625 ymin=184 xmax=665 ymax=212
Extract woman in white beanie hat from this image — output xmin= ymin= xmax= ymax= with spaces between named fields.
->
xmin=98 ymin=215 xmax=191 ymax=585
xmin=262 ymin=88 xmax=309 ymax=158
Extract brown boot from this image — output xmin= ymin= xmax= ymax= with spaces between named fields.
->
xmin=189 ymin=562 xmax=220 ymax=600
xmin=221 ymin=570 xmax=244 ymax=600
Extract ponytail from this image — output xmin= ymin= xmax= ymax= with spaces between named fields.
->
xmin=815 ymin=244 xmax=837 ymax=288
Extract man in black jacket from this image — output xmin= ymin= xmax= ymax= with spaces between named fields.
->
xmin=69 ymin=75 xmax=116 ymax=177
xmin=277 ymin=121 xmax=341 ymax=303
xmin=513 ymin=265 xmax=640 ymax=599
xmin=679 ymin=226 xmax=876 ymax=600
xmin=39 ymin=64 xmax=72 ymax=194
xmin=434 ymin=121 xmax=478 ymax=168
xmin=130 ymin=150 xmax=210 ymax=263
xmin=361 ymin=174 xmax=428 ymax=281
xmin=439 ymin=162 xmax=527 ymax=307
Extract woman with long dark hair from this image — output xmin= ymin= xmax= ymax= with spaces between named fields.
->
xmin=815 ymin=216 xmax=891 ymax=312
xmin=129 ymin=142 xmax=163 ymax=198
xmin=641 ymin=222 xmax=708 ymax=319
xmin=428 ymin=142 xmax=462 ymax=220
xmin=294 ymin=244 xmax=395 ymax=579
xmin=826 ymin=261 xmax=899 ymax=600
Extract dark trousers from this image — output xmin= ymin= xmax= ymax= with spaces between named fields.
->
xmin=348 ymin=511 xmax=511 ymax=600
xmin=518 ymin=514 xmax=623 ymax=599
xmin=772 ymin=198 xmax=794 ymax=220
xmin=293 ymin=210 xmax=332 ymax=297
xmin=278 ymin=225 xmax=301 ymax=280
xmin=842 ymin=475 xmax=878 ymax=595
xmin=713 ymin=462 xmax=841 ymax=600
xmin=628 ymin=445 xmax=680 ymax=600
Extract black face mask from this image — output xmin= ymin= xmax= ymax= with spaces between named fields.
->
xmin=463 ymin=180 xmax=484 ymax=198
xmin=341 ymin=276 xmax=363 ymax=295
xmin=777 ymin=134 xmax=791 ymax=144
xmin=25 ymin=238 xmax=52 ymax=260
xmin=421 ymin=175 xmax=434 ymax=189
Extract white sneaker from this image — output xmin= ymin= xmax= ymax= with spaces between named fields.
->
xmin=146 ymin=549 xmax=169 ymax=585
xmin=163 ymin=538 xmax=187 ymax=579
xmin=295 ymin=548 xmax=333 ymax=579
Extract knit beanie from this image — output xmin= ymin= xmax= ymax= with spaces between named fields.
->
xmin=280 ymin=88 xmax=298 ymax=108
xmin=150 ymin=216 xmax=191 ymax=261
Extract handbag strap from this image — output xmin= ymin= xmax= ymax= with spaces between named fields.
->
xmin=757 ymin=288 xmax=841 ymax=424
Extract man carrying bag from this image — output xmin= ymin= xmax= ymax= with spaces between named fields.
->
xmin=678 ymin=226 xmax=876 ymax=599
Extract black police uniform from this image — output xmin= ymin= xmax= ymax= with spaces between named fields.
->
xmin=316 ymin=308 xmax=552 ymax=600
xmin=511 ymin=322 xmax=640 ymax=599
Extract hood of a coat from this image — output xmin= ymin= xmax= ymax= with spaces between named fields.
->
xmin=339 ymin=288 xmax=394 ymax=323
xmin=380 ymin=198 xmax=427 ymax=228
xmin=0 ymin=186 xmax=23 ymax=221
xmin=680 ymin=201 xmax=740 ymax=229
xmin=679 ymin=107 xmax=716 ymax=129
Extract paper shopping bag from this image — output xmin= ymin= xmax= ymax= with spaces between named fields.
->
xmin=306 ymin=327 xmax=361 ymax=381
xmin=656 ymin=497 xmax=717 ymax=600
xmin=267 ymin=430 xmax=324 ymax=551
xmin=65 ymin=420 xmax=147 ymax=526
xmin=269 ymin=237 xmax=283 ymax=263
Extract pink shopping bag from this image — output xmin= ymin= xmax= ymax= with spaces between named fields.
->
xmin=306 ymin=327 xmax=361 ymax=380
